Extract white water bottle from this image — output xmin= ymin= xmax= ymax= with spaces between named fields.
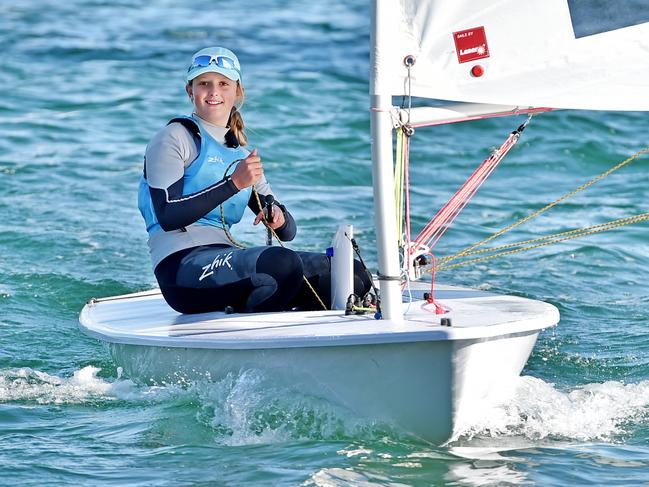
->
xmin=330 ymin=224 xmax=354 ymax=310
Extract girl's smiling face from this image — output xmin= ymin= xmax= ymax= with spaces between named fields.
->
xmin=186 ymin=72 xmax=240 ymax=126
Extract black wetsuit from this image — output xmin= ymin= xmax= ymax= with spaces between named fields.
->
xmin=155 ymin=245 xmax=371 ymax=314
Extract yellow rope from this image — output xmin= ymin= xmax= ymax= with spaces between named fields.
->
xmin=395 ymin=127 xmax=405 ymax=246
xmin=219 ymin=160 xmax=328 ymax=311
xmin=435 ymin=211 xmax=649 ymax=272
xmin=436 ymin=212 xmax=649 ymax=265
xmin=441 ymin=145 xmax=649 ymax=265
xmin=219 ymin=206 xmax=246 ymax=249
xmin=252 ymin=186 xmax=328 ymax=311
xmin=220 ymin=160 xmax=247 ymax=249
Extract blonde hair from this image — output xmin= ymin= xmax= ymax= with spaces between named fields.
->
xmin=229 ymin=82 xmax=247 ymax=146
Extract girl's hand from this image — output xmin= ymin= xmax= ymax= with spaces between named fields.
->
xmin=231 ymin=149 xmax=263 ymax=189
xmin=254 ymin=204 xmax=286 ymax=229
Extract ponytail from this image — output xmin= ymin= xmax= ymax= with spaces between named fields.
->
xmin=229 ymin=82 xmax=247 ymax=146
xmin=229 ymin=108 xmax=247 ymax=146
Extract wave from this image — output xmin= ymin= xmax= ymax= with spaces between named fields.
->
xmin=2 ymin=367 xmax=647 ymax=447
xmin=454 ymin=375 xmax=649 ymax=442
xmin=0 ymin=366 xmax=381 ymax=445
xmin=0 ymin=366 xmax=138 ymax=405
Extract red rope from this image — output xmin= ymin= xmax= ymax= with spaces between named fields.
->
xmin=399 ymin=117 xmax=531 ymax=317
xmin=404 ymin=134 xmax=412 ymax=266
xmin=413 ymin=131 xmax=522 ymax=250
xmin=423 ymin=253 xmax=448 ymax=314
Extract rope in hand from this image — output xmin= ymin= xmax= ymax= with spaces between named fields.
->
xmin=251 ymin=187 xmax=328 ymax=311
xmin=220 ymin=159 xmax=328 ymax=311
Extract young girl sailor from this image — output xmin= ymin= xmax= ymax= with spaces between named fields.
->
xmin=138 ymin=46 xmax=371 ymax=313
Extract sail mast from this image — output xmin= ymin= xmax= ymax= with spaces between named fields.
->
xmin=370 ymin=0 xmax=403 ymax=323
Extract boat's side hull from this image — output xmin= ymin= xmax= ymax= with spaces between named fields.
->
xmin=110 ymin=329 xmax=539 ymax=443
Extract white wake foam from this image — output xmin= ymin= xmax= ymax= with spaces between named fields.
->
xmin=455 ymin=375 xmax=649 ymax=441
xmin=3 ymin=367 xmax=646 ymax=445
xmin=192 ymin=369 xmax=368 ymax=446
xmin=0 ymin=366 xmax=140 ymax=404
xmin=0 ymin=366 xmax=369 ymax=445
xmin=0 ymin=366 xmax=183 ymax=405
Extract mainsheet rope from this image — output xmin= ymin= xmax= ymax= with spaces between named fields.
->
xmin=220 ymin=160 xmax=328 ymax=311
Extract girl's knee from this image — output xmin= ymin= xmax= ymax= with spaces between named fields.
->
xmin=257 ymin=247 xmax=303 ymax=283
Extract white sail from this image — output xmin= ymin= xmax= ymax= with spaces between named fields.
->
xmin=374 ymin=0 xmax=649 ymax=110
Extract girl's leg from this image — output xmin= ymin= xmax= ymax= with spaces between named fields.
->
xmin=155 ymin=245 xmax=303 ymax=314
xmin=291 ymin=251 xmax=373 ymax=310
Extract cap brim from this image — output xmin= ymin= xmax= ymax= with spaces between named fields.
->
xmin=186 ymin=66 xmax=241 ymax=83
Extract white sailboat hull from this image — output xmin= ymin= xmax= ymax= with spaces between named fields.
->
xmin=79 ymin=283 xmax=557 ymax=443
xmin=109 ymin=331 xmax=538 ymax=442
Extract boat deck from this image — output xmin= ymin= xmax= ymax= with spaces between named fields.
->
xmin=79 ymin=283 xmax=559 ymax=349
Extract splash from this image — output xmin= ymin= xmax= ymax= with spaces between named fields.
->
xmin=455 ymin=375 xmax=649 ymax=442
xmin=191 ymin=369 xmax=381 ymax=446
xmin=9 ymin=366 xmax=644 ymax=446
xmin=0 ymin=366 xmax=180 ymax=405
xmin=0 ymin=366 xmax=128 ymax=404
xmin=0 ymin=366 xmax=383 ymax=445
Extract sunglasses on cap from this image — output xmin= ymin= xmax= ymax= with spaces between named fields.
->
xmin=188 ymin=55 xmax=239 ymax=72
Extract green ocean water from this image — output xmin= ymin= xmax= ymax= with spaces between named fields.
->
xmin=1 ymin=1 xmax=649 ymax=485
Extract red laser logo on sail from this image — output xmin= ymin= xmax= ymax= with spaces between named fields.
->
xmin=453 ymin=27 xmax=490 ymax=64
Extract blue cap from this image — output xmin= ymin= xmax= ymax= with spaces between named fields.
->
xmin=186 ymin=46 xmax=242 ymax=83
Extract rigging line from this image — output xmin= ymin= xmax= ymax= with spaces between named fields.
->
xmin=424 ymin=142 xmax=508 ymax=247
xmin=416 ymin=123 xmax=524 ymax=246
xmin=395 ymin=127 xmax=405 ymax=245
xmin=425 ymin=117 xmax=530 ymax=245
xmin=414 ymin=116 xmax=532 ymax=248
xmin=436 ymin=212 xmax=649 ymax=264
xmin=398 ymin=128 xmax=415 ymax=285
xmin=404 ymin=132 xmax=412 ymax=254
xmin=396 ymin=59 xmax=416 ymax=134
xmin=407 ymin=63 xmax=412 ymax=125
xmin=398 ymin=59 xmax=414 ymax=126
xmin=434 ymin=212 xmax=649 ymax=272
xmin=395 ymin=59 xmax=415 ymax=249
xmin=446 ymin=145 xmax=649 ymax=264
